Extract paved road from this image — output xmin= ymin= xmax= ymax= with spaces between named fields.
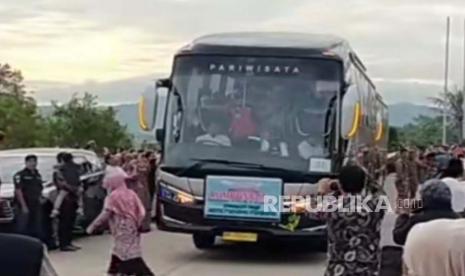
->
xmin=49 ymin=230 xmax=327 ymax=276
xmin=49 ymin=176 xmax=399 ymax=276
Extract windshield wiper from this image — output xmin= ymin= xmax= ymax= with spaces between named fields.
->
xmin=172 ymin=85 xmax=184 ymax=142
xmin=177 ymin=158 xmax=308 ymax=178
xmin=324 ymin=95 xmax=337 ymax=137
xmin=173 ymin=86 xmax=184 ymax=112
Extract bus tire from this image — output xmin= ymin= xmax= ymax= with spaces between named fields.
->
xmin=193 ymin=233 xmax=215 ymax=249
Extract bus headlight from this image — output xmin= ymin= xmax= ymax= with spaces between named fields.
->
xmin=160 ymin=184 xmax=195 ymax=205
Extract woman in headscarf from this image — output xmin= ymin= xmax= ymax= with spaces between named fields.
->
xmin=86 ymin=170 xmax=154 ymax=276
xmin=393 ymin=179 xmax=459 ymax=246
xmin=404 ymin=219 xmax=465 ymax=276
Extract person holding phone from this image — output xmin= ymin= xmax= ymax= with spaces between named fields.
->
xmin=308 ymin=165 xmax=385 ymax=276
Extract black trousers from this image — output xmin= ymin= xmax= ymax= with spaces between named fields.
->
xmin=16 ymin=202 xmax=43 ymax=241
xmin=58 ymin=195 xmax=78 ymax=248
xmin=379 ymin=246 xmax=403 ymax=276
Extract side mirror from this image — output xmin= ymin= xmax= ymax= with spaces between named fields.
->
xmin=341 ymin=85 xmax=361 ymax=139
xmin=138 ymin=79 xmax=169 ymax=143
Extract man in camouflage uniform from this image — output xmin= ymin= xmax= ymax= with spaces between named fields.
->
xmin=406 ymin=148 xmax=420 ymax=199
xmin=424 ymin=152 xmax=438 ymax=180
xmin=372 ymin=147 xmax=385 ymax=183
xmin=415 ymin=151 xmax=430 ymax=184
xmin=354 ymin=146 xmax=384 ymax=193
xmin=395 ymin=147 xmax=410 ymax=202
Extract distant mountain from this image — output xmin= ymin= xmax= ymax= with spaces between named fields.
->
xmin=388 ymin=102 xmax=437 ymax=127
xmin=110 ymin=102 xmax=437 ymax=129
xmin=112 ymin=103 xmax=153 ymax=141
xmin=38 ymin=102 xmax=437 ymax=141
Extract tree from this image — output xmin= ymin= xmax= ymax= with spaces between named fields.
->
xmin=46 ymin=93 xmax=133 ymax=150
xmin=388 ymin=126 xmax=400 ymax=151
xmin=0 ymin=64 xmax=47 ymax=148
xmin=398 ymin=115 xmax=459 ymax=147
xmin=430 ymin=89 xmax=464 ymax=142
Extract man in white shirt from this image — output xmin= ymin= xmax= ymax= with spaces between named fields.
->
xmin=441 ymin=158 xmax=465 ymax=213
xmin=404 ymin=219 xmax=465 ymax=276
xmin=195 ymin=121 xmax=231 ymax=147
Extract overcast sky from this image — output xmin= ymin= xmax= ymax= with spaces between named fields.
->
xmin=2 ymin=0 xmax=465 ymax=104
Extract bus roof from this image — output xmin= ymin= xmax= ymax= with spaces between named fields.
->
xmin=177 ymin=32 xmax=353 ymax=61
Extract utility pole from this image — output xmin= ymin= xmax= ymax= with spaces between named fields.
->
xmin=462 ymin=19 xmax=465 ymax=143
xmin=443 ymin=16 xmax=451 ymax=145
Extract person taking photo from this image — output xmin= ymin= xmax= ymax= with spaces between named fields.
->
xmin=307 ymin=165 xmax=385 ymax=276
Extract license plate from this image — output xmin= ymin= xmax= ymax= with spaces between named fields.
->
xmin=222 ymin=232 xmax=258 ymax=242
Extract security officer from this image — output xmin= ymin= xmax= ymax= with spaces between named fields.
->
xmin=14 ymin=155 xmax=43 ymax=240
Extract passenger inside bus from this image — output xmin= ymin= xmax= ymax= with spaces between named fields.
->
xmin=298 ymin=135 xmax=324 ymax=159
xmin=294 ymin=81 xmax=335 ymax=159
xmin=252 ymin=83 xmax=290 ymax=157
xmin=227 ymin=83 xmax=258 ymax=141
xmin=259 ymin=128 xmax=289 ymax=157
xmin=195 ymin=118 xmax=232 ymax=147
xmin=189 ymin=74 xmax=333 ymax=161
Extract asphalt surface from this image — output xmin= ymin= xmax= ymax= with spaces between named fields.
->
xmin=49 ymin=229 xmax=327 ymax=276
xmin=49 ymin=176 xmax=399 ymax=276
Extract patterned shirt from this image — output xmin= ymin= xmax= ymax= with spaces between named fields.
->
xmin=90 ymin=209 xmax=142 ymax=260
xmin=309 ymin=194 xmax=385 ymax=276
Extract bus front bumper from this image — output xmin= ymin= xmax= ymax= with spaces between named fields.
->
xmin=156 ymin=199 xmax=327 ymax=241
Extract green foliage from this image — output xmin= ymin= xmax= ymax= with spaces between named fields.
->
xmin=0 ymin=64 xmax=47 ymax=148
xmin=388 ymin=126 xmax=400 ymax=151
xmin=46 ymin=93 xmax=133 ymax=149
xmin=0 ymin=63 xmax=133 ymax=150
xmin=398 ymin=115 xmax=459 ymax=147
xmin=430 ymin=89 xmax=464 ymax=142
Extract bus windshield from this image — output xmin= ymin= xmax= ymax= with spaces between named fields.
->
xmin=164 ymin=55 xmax=341 ymax=172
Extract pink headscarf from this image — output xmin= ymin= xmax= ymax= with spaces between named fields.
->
xmin=103 ymin=168 xmax=146 ymax=226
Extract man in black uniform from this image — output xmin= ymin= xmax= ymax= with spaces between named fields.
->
xmin=14 ymin=155 xmax=43 ymax=240
xmin=55 ymin=153 xmax=82 ymax=251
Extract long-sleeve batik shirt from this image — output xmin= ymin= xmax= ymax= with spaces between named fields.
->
xmin=308 ymin=193 xmax=385 ymax=276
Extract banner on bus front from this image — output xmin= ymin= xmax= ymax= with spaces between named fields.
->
xmin=204 ymin=175 xmax=282 ymax=221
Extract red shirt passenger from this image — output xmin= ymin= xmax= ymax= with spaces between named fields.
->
xmin=229 ymin=106 xmax=257 ymax=140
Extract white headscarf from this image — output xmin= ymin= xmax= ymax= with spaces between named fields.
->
xmin=404 ymin=219 xmax=465 ymax=276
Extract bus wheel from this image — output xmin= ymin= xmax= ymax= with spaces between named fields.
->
xmin=193 ymin=233 xmax=215 ymax=249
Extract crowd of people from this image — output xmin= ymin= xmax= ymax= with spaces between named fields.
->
xmin=0 ymin=131 xmax=160 ymax=275
xmin=8 ymin=152 xmax=84 ymax=251
xmin=313 ymin=144 xmax=465 ymax=276
xmin=94 ymin=149 xmax=160 ymax=275
xmin=4 ymin=122 xmax=465 ymax=276
xmin=103 ymin=149 xmax=160 ymax=232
